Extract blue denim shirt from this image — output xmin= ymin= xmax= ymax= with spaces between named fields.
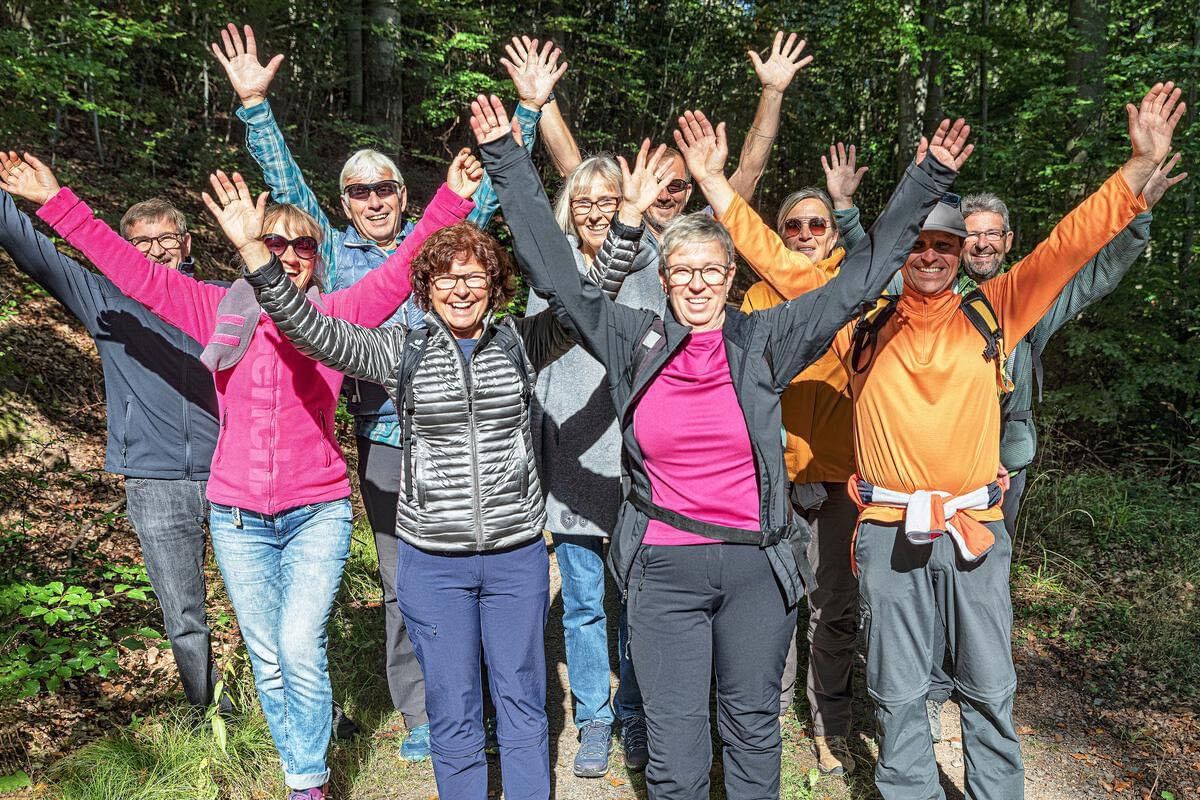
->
xmin=236 ymin=100 xmax=542 ymax=445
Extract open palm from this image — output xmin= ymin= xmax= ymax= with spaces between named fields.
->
xmin=673 ymin=110 xmax=728 ymax=184
xmin=501 ymin=36 xmax=567 ymax=107
xmin=210 ymin=23 xmax=283 ymax=106
xmin=1128 ymin=82 xmax=1186 ymax=165
xmin=0 ymin=151 xmax=61 ymax=206
xmin=749 ymin=31 xmax=812 ymax=93
xmin=620 ymin=140 xmax=672 ymax=215
xmin=201 ymin=170 xmax=267 ymax=251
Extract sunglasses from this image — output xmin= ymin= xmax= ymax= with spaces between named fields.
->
xmin=343 ymin=180 xmax=402 ymax=202
xmin=665 ymin=179 xmax=691 ymax=195
xmin=782 ymin=216 xmax=830 ymax=237
xmin=262 ymin=234 xmax=319 ymax=260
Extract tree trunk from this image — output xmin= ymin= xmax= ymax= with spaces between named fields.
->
xmin=1065 ymin=0 xmax=1109 ymax=160
xmin=366 ymin=0 xmax=400 ymax=131
xmin=921 ymin=0 xmax=944 ymax=134
xmin=346 ymin=0 xmax=364 ymax=122
xmin=895 ymin=1 xmax=926 ymax=178
xmin=1180 ymin=0 xmax=1199 ymax=271
xmin=978 ymin=0 xmax=989 ymax=182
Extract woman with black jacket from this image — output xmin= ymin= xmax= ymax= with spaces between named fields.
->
xmin=472 ymin=94 xmax=968 ymax=799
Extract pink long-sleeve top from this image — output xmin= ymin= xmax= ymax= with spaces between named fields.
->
xmin=38 ymin=185 xmax=474 ymax=514
xmin=633 ymin=328 xmax=761 ymax=545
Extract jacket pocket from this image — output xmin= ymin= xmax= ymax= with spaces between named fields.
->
xmin=413 ymin=438 xmax=428 ymax=509
xmin=515 ymin=429 xmax=531 ymax=498
xmin=121 ymin=396 xmax=134 ymax=466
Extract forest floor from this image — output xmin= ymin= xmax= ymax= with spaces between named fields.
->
xmin=1 ymin=233 xmax=1197 ymax=800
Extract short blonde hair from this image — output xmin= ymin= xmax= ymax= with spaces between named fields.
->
xmin=339 ymin=149 xmax=404 ymax=192
xmin=658 ymin=213 xmax=734 ymax=268
xmin=553 ymin=155 xmax=622 ymax=237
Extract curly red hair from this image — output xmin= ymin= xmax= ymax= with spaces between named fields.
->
xmin=409 ymin=222 xmax=517 ymax=312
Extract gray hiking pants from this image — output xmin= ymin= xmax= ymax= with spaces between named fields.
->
xmin=928 ymin=468 xmax=1028 ymax=705
xmin=857 ymin=520 xmax=1023 ymax=800
xmin=780 ymin=482 xmax=860 ymax=736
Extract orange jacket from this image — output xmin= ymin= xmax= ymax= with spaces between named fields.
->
xmin=721 ymin=194 xmax=855 ymax=485
xmin=831 ymin=169 xmax=1146 ymax=525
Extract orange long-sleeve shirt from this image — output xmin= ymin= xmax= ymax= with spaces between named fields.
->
xmin=830 ymin=169 xmax=1146 ymax=524
xmin=721 ymin=194 xmax=854 ymax=485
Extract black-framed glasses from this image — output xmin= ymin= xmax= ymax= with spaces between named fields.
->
xmin=782 ymin=216 xmax=830 ymax=237
xmin=665 ymin=179 xmax=691 ymax=195
xmin=664 ymin=263 xmax=732 ymax=287
xmin=570 ymin=196 xmax=621 ymax=215
xmin=432 ymin=272 xmax=490 ymax=291
xmin=344 ymin=180 xmax=401 ymax=201
xmin=262 ymin=234 xmax=319 ymax=260
xmin=964 ymin=229 xmax=1009 ymax=243
xmin=129 ymin=232 xmax=185 ymax=253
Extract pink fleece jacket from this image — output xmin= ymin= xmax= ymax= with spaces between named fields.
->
xmin=38 ymin=184 xmax=474 ymax=514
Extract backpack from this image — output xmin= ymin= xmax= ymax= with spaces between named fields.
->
xmin=850 ymin=289 xmax=1014 ymax=392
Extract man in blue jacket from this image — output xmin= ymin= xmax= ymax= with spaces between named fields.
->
xmin=0 ymin=181 xmax=223 ymax=711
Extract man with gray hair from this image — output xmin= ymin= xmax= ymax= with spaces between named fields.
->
xmin=211 ymin=23 xmax=556 ymax=761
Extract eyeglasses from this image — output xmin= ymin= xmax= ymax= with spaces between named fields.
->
xmin=262 ymin=234 xmax=319 ymax=260
xmin=343 ymin=180 xmax=402 ymax=202
xmin=664 ymin=263 xmax=732 ymax=287
xmin=964 ymin=229 xmax=1009 ymax=243
xmin=570 ymin=196 xmax=621 ymax=215
xmin=432 ymin=272 xmax=490 ymax=292
xmin=664 ymin=179 xmax=691 ymax=195
xmin=129 ymin=232 xmax=185 ymax=253
xmin=782 ymin=217 xmax=830 ymax=238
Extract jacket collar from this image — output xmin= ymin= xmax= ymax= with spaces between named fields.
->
xmin=178 ymin=257 xmax=197 ymax=278
xmin=341 ymin=219 xmax=415 ymax=251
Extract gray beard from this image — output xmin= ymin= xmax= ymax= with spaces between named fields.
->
xmin=963 ymin=257 xmax=1004 ymax=283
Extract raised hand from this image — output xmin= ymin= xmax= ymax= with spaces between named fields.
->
xmin=618 ymin=139 xmax=672 ymax=225
xmin=500 ymin=36 xmax=567 ymax=109
xmin=915 ymin=119 xmax=973 ymax=171
xmin=1143 ymin=152 xmax=1187 ymax=209
xmin=748 ymin=31 xmax=813 ymax=93
xmin=1127 ymin=82 xmax=1186 ymax=166
xmin=447 ymin=148 xmax=484 ymax=199
xmin=822 ymin=143 xmax=868 ymax=209
xmin=209 ymin=23 xmax=284 ymax=108
xmin=201 ymin=170 xmax=268 ymax=256
xmin=673 ymin=110 xmax=728 ymax=185
xmin=469 ymin=94 xmax=523 ymax=147
xmin=0 ymin=151 xmax=61 ymax=206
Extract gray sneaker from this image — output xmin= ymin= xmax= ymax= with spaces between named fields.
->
xmin=926 ymin=698 xmax=944 ymax=742
xmin=573 ymin=721 xmax=612 ymax=778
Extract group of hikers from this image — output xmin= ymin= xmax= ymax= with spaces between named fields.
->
xmin=0 ymin=21 xmax=1187 ymax=800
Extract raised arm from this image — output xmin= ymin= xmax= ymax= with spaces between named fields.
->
xmin=213 ymin=25 xmax=341 ymax=277
xmin=504 ymin=36 xmax=583 ymax=178
xmin=323 ymin=151 xmax=479 ymax=326
xmin=0 ymin=161 xmax=107 ymax=331
xmin=727 ymin=32 xmax=812 ymax=200
xmin=824 ymin=142 xmax=869 ymax=253
xmin=678 ymin=112 xmax=829 ymax=297
xmin=762 ymin=120 xmax=968 ymax=386
xmin=7 ymin=155 xmax=225 ymax=342
xmin=1029 ymin=155 xmax=1182 ymax=351
xmin=474 ymin=96 xmax=648 ymax=371
xmin=983 ymin=82 xmax=1182 ymax=342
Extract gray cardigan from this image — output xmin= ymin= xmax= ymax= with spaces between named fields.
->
xmin=527 ymin=226 xmax=665 ymax=537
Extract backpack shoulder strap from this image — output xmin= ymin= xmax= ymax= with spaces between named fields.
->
xmin=850 ymin=295 xmax=899 ymax=374
xmin=495 ymin=320 xmax=534 ymax=401
xmin=959 ymin=288 xmax=1014 ymax=393
xmin=397 ymin=326 xmax=431 ymax=503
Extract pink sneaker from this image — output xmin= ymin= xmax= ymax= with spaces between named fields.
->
xmin=288 ymin=786 xmax=327 ymax=800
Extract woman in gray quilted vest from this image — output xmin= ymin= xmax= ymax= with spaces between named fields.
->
xmin=530 ymin=151 xmax=666 ymax=777
xmin=234 ymin=145 xmax=669 ymax=800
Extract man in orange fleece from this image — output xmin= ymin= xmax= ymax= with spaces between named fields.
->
xmin=832 ymin=83 xmax=1182 ymax=800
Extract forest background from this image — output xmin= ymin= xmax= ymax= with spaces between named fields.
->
xmin=0 ymin=0 xmax=1197 ymax=798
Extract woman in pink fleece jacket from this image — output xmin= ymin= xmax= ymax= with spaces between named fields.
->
xmin=1 ymin=149 xmax=479 ymax=799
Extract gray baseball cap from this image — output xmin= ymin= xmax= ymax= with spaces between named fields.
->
xmin=922 ymin=197 xmax=967 ymax=238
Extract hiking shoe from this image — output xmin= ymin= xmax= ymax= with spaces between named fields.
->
xmin=332 ymin=701 xmax=359 ymax=741
xmin=484 ymin=716 xmax=499 ymax=755
xmin=400 ymin=723 xmax=431 ymax=762
xmin=287 ymin=786 xmax=328 ymax=800
xmin=621 ymin=715 xmax=649 ymax=772
xmin=926 ymin=698 xmax=944 ymax=743
xmin=812 ymin=735 xmax=855 ymax=776
xmin=573 ymin=721 xmax=612 ymax=778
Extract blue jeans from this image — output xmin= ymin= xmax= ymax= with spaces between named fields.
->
xmin=210 ymin=500 xmax=351 ymax=791
xmin=124 ymin=477 xmax=219 ymax=708
xmin=551 ymin=533 xmax=642 ymax=728
xmin=397 ymin=536 xmax=550 ymax=800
